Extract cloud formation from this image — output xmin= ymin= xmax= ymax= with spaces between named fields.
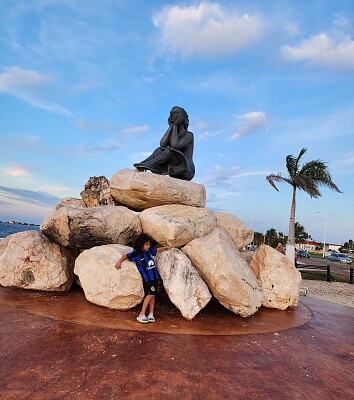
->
xmin=230 ymin=112 xmax=268 ymax=140
xmin=281 ymin=33 xmax=354 ymax=71
xmin=0 ymin=66 xmax=71 ymax=115
xmin=153 ymin=2 xmax=262 ymax=58
xmin=0 ymin=186 xmax=59 ymax=207
xmin=0 ymin=162 xmax=36 ymax=177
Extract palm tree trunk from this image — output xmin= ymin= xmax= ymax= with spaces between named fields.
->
xmin=286 ymin=186 xmax=296 ymax=264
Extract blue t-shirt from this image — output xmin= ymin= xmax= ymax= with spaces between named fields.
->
xmin=127 ymin=247 xmax=158 ymax=282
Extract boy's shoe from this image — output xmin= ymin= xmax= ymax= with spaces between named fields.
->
xmin=148 ymin=315 xmax=155 ymax=323
xmin=136 ymin=314 xmax=149 ymax=323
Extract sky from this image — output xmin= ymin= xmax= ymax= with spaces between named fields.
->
xmin=0 ymin=0 xmax=353 ymax=245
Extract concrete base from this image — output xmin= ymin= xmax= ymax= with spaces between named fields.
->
xmin=0 ymin=286 xmax=353 ymax=399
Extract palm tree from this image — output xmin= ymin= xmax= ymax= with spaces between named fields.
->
xmin=266 ymin=148 xmax=342 ymax=264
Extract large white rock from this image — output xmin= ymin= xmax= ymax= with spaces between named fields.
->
xmin=139 ymin=204 xmax=217 ymax=247
xmin=110 ymin=168 xmax=206 ymax=211
xmin=182 ymin=228 xmax=262 ymax=317
xmin=41 ymin=205 xmax=141 ymax=248
xmin=156 ymin=249 xmax=212 ymax=320
xmin=54 ymin=197 xmax=86 ymax=209
xmin=74 ymin=244 xmax=144 ymax=310
xmin=0 ymin=231 xmax=76 ymax=291
xmin=215 ymin=212 xmax=254 ymax=249
xmin=250 ymin=245 xmax=301 ymax=310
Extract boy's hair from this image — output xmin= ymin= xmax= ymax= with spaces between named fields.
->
xmin=134 ymin=233 xmax=154 ymax=250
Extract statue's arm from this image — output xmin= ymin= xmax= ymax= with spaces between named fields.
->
xmin=170 ymin=129 xmax=193 ymax=150
xmin=160 ymin=126 xmax=172 ymax=147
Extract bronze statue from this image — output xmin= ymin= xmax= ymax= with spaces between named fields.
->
xmin=133 ymin=106 xmax=195 ymax=181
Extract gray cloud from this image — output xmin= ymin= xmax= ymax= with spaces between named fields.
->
xmin=0 ymin=186 xmax=60 ymax=207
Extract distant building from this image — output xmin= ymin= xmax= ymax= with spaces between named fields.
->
xmin=297 ymin=241 xmax=342 ymax=252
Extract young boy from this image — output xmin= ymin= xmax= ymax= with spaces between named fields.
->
xmin=115 ymin=234 xmax=171 ymax=323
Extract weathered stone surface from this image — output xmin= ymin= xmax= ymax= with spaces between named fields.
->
xmin=54 ymin=197 xmax=86 ymax=209
xmin=215 ymin=212 xmax=254 ymax=249
xmin=74 ymin=244 xmax=144 ymax=310
xmin=80 ymin=176 xmax=115 ymax=207
xmin=250 ymin=245 xmax=301 ymax=310
xmin=110 ymin=169 xmax=206 ymax=211
xmin=156 ymin=249 xmax=211 ymax=320
xmin=0 ymin=231 xmax=76 ymax=291
xmin=182 ymin=228 xmax=262 ymax=317
xmin=240 ymin=250 xmax=255 ymax=265
xmin=139 ymin=204 xmax=216 ymax=247
xmin=41 ymin=205 xmax=141 ymax=249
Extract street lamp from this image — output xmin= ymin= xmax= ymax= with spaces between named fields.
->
xmin=317 ymin=211 xmax=336 ymax=258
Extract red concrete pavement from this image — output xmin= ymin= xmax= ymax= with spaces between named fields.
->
xmin=0 ymin=286 xmax=353 ymax=400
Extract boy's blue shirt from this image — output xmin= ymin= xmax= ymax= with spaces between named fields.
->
xmin=127 ymin=247 xmax=159 ymax=282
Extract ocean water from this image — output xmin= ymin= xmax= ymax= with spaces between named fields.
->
xmin=0 ymin=221 xmax=40 ymax=239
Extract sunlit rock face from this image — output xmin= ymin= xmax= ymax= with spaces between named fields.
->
xmin=74 ymin=244 xmax=144 ymax=310
xmin=250 ymin=245 xmax=301 ymax=310
xmin=40 ymin=205 xmax=141 ymax=249
xmin=156 ymin=249 xmax=212 ymax=320
xmin=215 ymin=212 xmax=254 ymax=249
xmin=182 ymin=228 xmax=263 ymax=318
xmin=139 ymin=204 xmax=216 ymax=247
xmin=110 ymin=169 xmax=206 ymax=211
xmin=0 ymin=230 xmax=76 ymax=291
xmin=81 ymin=176 xmax=116 ymax=207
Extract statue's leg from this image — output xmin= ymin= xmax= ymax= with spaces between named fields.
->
xmin=134 ymin=148 xmax=171 ymax=174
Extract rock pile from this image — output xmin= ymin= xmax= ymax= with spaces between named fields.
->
xmin=0 ymin=169 xmax=301 ymax=320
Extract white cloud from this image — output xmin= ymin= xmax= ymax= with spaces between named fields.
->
xmin=122 ymin=125 xmax=149 ymax=134
xmin=76 ymin=141 xmax=122 ymax=156
xmin=230 ymin=112 xmax=268 ymax=140
xmin=153 ymin=2 xmax=262 ymax=58
xmin=0 ymin=66 xmax=71 ymax=115
xmin=199 ymin=164 xmax=242 ymax=188
xmin=281 ymin=33 xmax=354 ymax=71
xmin=0 ymin=162 xmax=35 ymax=177
xmin=0 ymin=66 xmax=51 ymax=90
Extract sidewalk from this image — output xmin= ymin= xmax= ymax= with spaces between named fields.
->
xmin=0 ymin=286 xmax=353 ymax=399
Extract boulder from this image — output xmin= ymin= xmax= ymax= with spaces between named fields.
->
xmin=215 ymin=212 xmax=253 ymax=249
xmin=240 ymin=250 xmax=255 ymax=265
xmin=80 ymin=176 xmax=115 ymax=207
xmin=110 ymin=169 xmax=206 ymax=211
xmin=139 ymin=204 xmax=216 ymax=247
xmin=156 ymin=249 xmax=212 ymax=320
xmin=74 ymin=244 xmax=144 ymax=310
xmin=41 ymin=205 xmax=141 ymax=249
xmin=182 ymin=228 xmax=262 ymax=317
xmin=0 ymin=231 xmax=76 ymax=291
xmin=250 ymin=245 xmax=301 ymax=310
xmin=54 ymin=197 xmax=86 ymax=209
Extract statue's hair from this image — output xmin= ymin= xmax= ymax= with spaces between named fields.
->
xmin=172 ymin=106 xmax=189 ymax=129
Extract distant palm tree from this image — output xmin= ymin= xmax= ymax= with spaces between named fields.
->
xmin=266 ymin=148 xmax=342 ymax=264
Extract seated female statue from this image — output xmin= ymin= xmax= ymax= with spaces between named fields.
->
xmin=133 ymin=106 xmax=195 ymax=181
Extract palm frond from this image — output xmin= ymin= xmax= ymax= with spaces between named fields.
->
xmin=286 ymin=148 xmax=307 ymax=178
xmin=266 ymin=174 xmax=292 ymax=191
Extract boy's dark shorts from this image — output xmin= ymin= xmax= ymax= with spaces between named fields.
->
xmin=143 ymin=280 xmax=158 ymax=296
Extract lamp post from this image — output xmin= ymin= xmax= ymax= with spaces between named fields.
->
xmin=317 ymin=211 xmax=336 ymax=258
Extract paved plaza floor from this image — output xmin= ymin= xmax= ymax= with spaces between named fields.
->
xmin=0 ymin=286 xmax=353 ymax=399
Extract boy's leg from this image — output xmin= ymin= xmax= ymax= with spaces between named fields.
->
xmin=140 ymin=295 xmax=153 ymax=316
xmin=148 ymin=295 xmax=155 ymax=314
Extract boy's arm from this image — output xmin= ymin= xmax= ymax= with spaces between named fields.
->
xmin=115 ymin=254 xmax=128 ymax=269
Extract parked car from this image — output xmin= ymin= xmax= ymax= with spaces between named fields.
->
xmin=297 ymin=250 xmax=310 ymax=258
xmin=328 ymin=253 xmax=352 ymax=264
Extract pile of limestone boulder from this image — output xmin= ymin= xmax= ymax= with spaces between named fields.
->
xmin=0 ymin=169 xmax=301 ymax=320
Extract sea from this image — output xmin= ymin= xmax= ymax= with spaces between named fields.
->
xmin=0 ymin=221 xmax=40 ymax=240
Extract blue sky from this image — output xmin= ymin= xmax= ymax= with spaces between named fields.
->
xmin=0 ymin=0 xmax=353 ymax=244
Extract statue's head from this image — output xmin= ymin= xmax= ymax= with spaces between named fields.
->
xmin=168 ymin=106 xmax=189 ymax=129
